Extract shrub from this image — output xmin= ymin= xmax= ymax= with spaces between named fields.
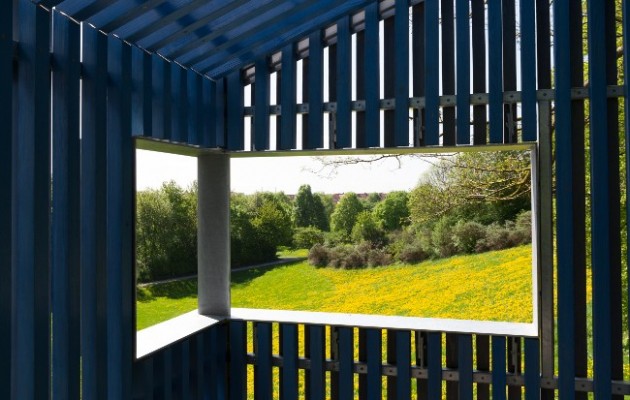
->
xmin=366 ymin=247 xmax=393 ymax=267
xmin=511 ymin=210 xmax=532 ymax=245
xmin=308 ymin=244 xmax=330 ymax=267
xmin=293 ymin=226 xmax=325 ymax=249
xmin=352 ymin=211 xmax=386 ymax=245
xmin=397 ymin=244 xmax=429 ymax=264
xmin=452 ymin=221 xmax=487 ymax=254
xmin=476 ymin=223 xmax=514 ymax=252
xmin=431 ymin=217 xmax=458 ymax=258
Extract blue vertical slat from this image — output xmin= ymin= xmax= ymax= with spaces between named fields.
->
xmin=491 ymin=337 xmax=507 ymax=400
xmin=337 ymin=327 xmax=353 ymax=399
xmin=306 ymin=30 xmax=323 ymax=149
xmin=201 ymin=77 xmax=218 ymax=148
xmin=163 ymin=347 xmax=173 ymax=400
xmin=280 ymin=323 xmax=299 ymax=399
xmin=142 ymin=51 xmax=152 ymax=137
xmin=254 ymin=58 xmax=270 ymax=150
xmin=81 ymin=23 xmax=108 ymax=400
xmin=553 ymin=0 xmax=576 ymax=398
xmin=364 ymin=2 xmax=380 ymax=148
xmin=216 ymin=323 xmax=229 ymax=400
xmin=171 ymin=65 xmax=187 ymax=143
xmin=254 ymin=322 xmax=273 ymax=400
xmin=193 ymin=330 xmax=205 ymax=399
xmin=143 ymin=357 xmax=154 ymax=399
xmin=181 ymin=340 xmax=191 ymax=400
xmin=106 ymin=36 xmax=133 ymax=400
xmin=13 ymin=2 xmax=51 ymax=398
xmin=0 ymin=0 xmax=11 ymax=396
xmin=229 ymin=321 xmax=247 ymax=400
xmin=151 ymin=56 xmax=165 ymax=139
xmin=395 ymin=0 xmax=410 ymax=146
xmin=427 ymin=332 xmax=442 ymax=399
xmin=226 ymin=71 xmax=244 ymax=150
xmin=424 ymin=0 xmax=440 ymax=145
xmin=519 ymin=0 xmax=537 ymax=141
xmin=457 ymin=334 xmax=473 ymax=400
xmin=587 ymin=1 xmax=612 ymax=398
xmin=395 ymin=330 xmax=411 ymax=399
xmin=524 ymin=338 xmax=540 ymax=400
xmin=280 ymin=45 xmax=296 ymax=149
xmin=51 ymin=12 xmax=81 ymax=400
xmin=455 ymin=0 xmax=470 ymax=145
xmin=308 ymin=325 xmax=325 ymax=400
xmin=131 ymin=46 xmax=149 ymax=137
xmin=488 ymin=0 xmax=503 ymax=143
xmin=366 ymin=328 xmax=382 ymax=400
xmin=336 ymin=16 xmax=352 ymax=148
xmin=187 ymin=71 xmax=200 ymax=145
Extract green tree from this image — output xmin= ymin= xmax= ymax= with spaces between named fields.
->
xmin=352 ymin=211 xmax=386 ymax=245
xmin=373 ymin=191 xmax=410 ymax=231
xmin=294 ymin=184 xmax=329 ymax=231
xmin=330 ymin=192 xmax=364 ymax=238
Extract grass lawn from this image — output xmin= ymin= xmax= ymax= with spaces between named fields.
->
xmin=137 ymin=244 xmax=533 ymax=330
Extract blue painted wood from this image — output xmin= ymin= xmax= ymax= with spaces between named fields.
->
xmin=280 ymin=44 xmax=296 ymax=150
xmin=13 ymin=2 xmax=51 ymax=398
xmin=427 ymin=332 xmax=441 ymax=399
xmin=106 ymin=35 xmax=133 ymax=400
xmin=366 ymin=328 xmax=381 ymax=400
xmin=200 ymin=77 xmax=217 ymax=148
xmin=254 ymin=322 xmax=273 ymax=400
xmin=524 ymin=338 xmax=540 ymax=400
xmin=491 ymin=337 xmax=506 ymax=400
xmin=384 ymin=17 xmax=396 ymax=148
xmin=230 ymin=321 xmax=247 ymax=400
xmin=440 ymin=0 xmax=456 ymax=147
xmin=412 ymin=2 xmax=425 ymax=147
xmin=488 ymin=0 xmax=503 ymax=143
xmin=254 ymin=58 xmax=270 ymax=150
xmin=216 ymin=323 xmax=229 ymax=400
xmin=131 ymin=47 xmax=149 ymax=137
xmin=171 ymin=65 xmax=187 ymax=143
xmin=396 ymin=330 xmax=411 ymax=400
xmin=455 ymin=0 xmax=470 ymax=145
xmin=519 ymin=0 xmax=537 ymax=142
xmin=471 ymin=0 xmax=487 ymax=145
xmin=364 ymin=2 xmax=380 ymax=148
xmin=143 ymin=357 xmax=155 ymax=399
xmin=587 ymin=1 xmax=613 ymax=398
xmin=187 ymin=70 xmax=201 ymax=145
xmin=553 ymin=0 xmax=577 ymax=398
xmin=226 ymin=71 xmax=245 ymax=150
xmin=333 ymin=327 xmax=352 ymax=400
xmin=0 ymin=0 xmax=11 ymax=396
xmin=335 ymin=16 xmax=352 ymax=149
xmin=193 ymin=329 xmax=205 ymax=399
xmin=308 ymin=325 xmax=325 ymax=400
xmin=536 ymin=0 xmax=551 ymax=90
xmin=180 ymin=340 xmax=191 ymax=400
xmin=424 ymin=0 xmax=439 ymax=145
xmin=51 ymin=12 xmax=81 ymax=400
xmin=151 ymin=56 xmax=166 ymax=139
xmin=394 ymin=0 xmax=410 ymax=147
xmin=280 ymin=324 xmax=299 ymax=399
xmin=457 ymin=334 xmax=473 ymax=400
xmin=163 ymin=347 xmax=173 ymax=400
xmin=80 ymin=23 xmax=109 ymax=400
xmin=214 ymin=77 xmax=225 ymax=149
xmin=306 ymin=30 xmax=323 ymax=150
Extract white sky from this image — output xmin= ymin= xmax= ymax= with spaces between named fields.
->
xmin=136 ymin=150 xmax=432 ymax=195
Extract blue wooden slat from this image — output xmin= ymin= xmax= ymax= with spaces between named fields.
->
xmin=254 ymin=58 xmax=270 ymax=150
xmin=394 ymin=0 xmax=410 ymax=147
xmin=81 ymin=23 xmax=109 ymax=400
xmin=226 ymin=71 xmax=245 ymax=150
xmin=131 ymin=47 xmax=148 ymax=137
xmin=143 ymin=357 xmax=155 ymax=399
xmin=171 ymin=65 xmax=187 ymax=143
xmin=384 ymin=17 xmax=395 ymax=148
xmin=471 ymin=0 xmax=487 ymax=145
xmin=424 ymin=0 xmax=439 ymax=145
xmin=335 ymin=16 xmax=352 ymax=148
xmin=200 ymin=77 xmax=218 ymax=148
xmin=366 ymin=328 xmax=382 ymax=400
xmin=491 ymin=337 xmax=507 ymax=400
xmin=51 ymin=12 xmax=81 ymax=400
xmin=427 ymin=332 xmax=441 ymax=399
xmin=213 ymin=77 xmax=225 ymax=148
xmin=13 ymin=2 xmax=51 ymax=398
xmin=457 ymin=334 xmax=473 ymax=400
xmin=364 ymin=2 xmax=380 ymax=148
xmin=254 ymin=322 xmax=273 ymax=399
xmin=455 ymin=0 xmax=470 ymax=145
xmin=308 ymin=325 xmax=325 ymax=400
xmin=229 ymin=321 xmax=247 ymax=400
xmin=395 ymin=330 xmax=411 ymax=400
xmin=306 ymin=30 xmax=323 ymax=150
xmin=187 ymin=70 xmax=201 ymax=145
xmin=519 ymin=0 xmax=537 ymax=142
xmin=106 ymin=36 xmax=133 ymax=400
xmin=215 ymin=323 xmax=229 ymax=400
xmin=0 ymin=0 xmax=11 ymax=394
xmin=163 ymin=347 xmax=173 ymax=400
xmin=587 ymin=1 xmax=613 ymax=397
xmin=488 ymin=0 xmax=503 ymax=143
xmin=336 ymin=327 xmax=353 ymax=399
xmin=524 ymin=338 xmax=540 ymax=400
xmin=151 ymin=56 xmax=166 ymax=139
xmin=180 ymin=339 xmax=190 ymax=400
xmin=280 ymin=44 xmax=296 ymax=150
xmin=553 ymin=0 xmax=577 ymax=398
xmin=280 ymin=324 xmax=299 ymax=399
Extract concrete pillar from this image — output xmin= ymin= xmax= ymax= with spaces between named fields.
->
xmin=197 ymin=154 xmax=230 ymax=317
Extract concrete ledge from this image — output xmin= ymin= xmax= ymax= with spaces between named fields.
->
xmin=136 ymin=310 xmax=226 ymax=359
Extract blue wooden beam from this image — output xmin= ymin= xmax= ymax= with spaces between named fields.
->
xmin=364 ymin=1 xmax=380 ymax=148
xmin=51 ymin=12 xmax=81 ymax=400
xmin=335 ymin=16 xmax=352 ymax=149
xmin=524 ymin=338 xmax=540 ymax=400
xmin=226 ymin=71 xmax=244 ymax=150
xmin=366 ymin=328 xmax=381 ymax=400
xmin=394 ymin=0 xmax=409 ymax=147
xmin=424 ymin=0 xmax=439 ymax=145
xmin=308 ymin=325 xmax=325 ymax=400
xmin=171 ymin=65 xmax=187 ymax=143
xmin=280 ymin=44 xmax=296 ymax=150
xmin=458 ymin=334 xmax=473 ymax=400
xmin=306 ymin=30 xmax=323 ymax=150
xmin=492 ymin=337 xmax=507 ymax=400
xmin=427 ymin=332 xmax=441 ymax=399
xmin=519 ymin=0 xmax=537 ymax=142
xmin=254 ymin=58 xmax=270 ymax=150
xmin=13 ymin=2 xmax=51 ymax=398
xmin=455 ymin=0 xmax=470 ymax=145
xmin=131 ymin=47 xmax=152 ymax=137
xmin=488 ymin=0 xmax=503 ymax=143
xmin=187 ymin=70 xmax=201 ymax=146
xmin=280 ymin=324 xmax=299 ymax=399
xmin=229 ymin=321 xmax=247 ymax=400
xmin=337 ymin=327 xmax=353 ymax=399
xmin=81 ymin=23 xmax=109 ymax=400
xmin=254 ymin=322 xmax=273 ymax=400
